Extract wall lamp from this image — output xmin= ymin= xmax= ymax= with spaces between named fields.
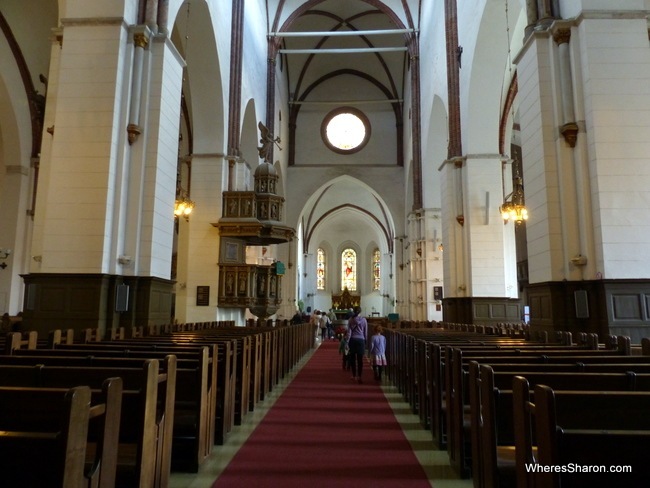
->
xmin=0 ymin=248 xmax=11 ymax=270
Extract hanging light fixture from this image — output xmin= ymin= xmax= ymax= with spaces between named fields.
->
xmin=174 ymin=190 xmax=195 ymax=220
xmin=499 ymin=0 xmax=528 ymax=226
xmin=500 ymin=173 xmax=528 ymax=224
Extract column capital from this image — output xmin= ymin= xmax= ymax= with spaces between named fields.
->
xmin=553 ymin=28 xmax=571 ymax=45
xmin=130 ymin=25 xmax=153 ymax=49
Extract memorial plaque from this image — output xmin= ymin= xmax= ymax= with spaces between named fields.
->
xmin=196 ymin=286 xmax=210 ymax=306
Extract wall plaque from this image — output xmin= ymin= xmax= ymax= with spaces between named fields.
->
xmin=196 ymin=286 xmax=210 ymax=306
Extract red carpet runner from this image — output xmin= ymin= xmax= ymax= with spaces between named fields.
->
xmin=213 ymin=340 xmax=431 ymax=487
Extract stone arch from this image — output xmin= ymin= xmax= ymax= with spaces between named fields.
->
xmin=464 ymin=0 xmax=525 ymax=153
xmin=240 ymin=99 xmax=259 ymax=190
xmin=299 ymin=174 xmax=396 ymax=257
xmin=170 ymin=0 xmax=225 ymax=156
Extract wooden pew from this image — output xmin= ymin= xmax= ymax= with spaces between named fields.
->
xmin=472 ymin=364 xmax=646 ymax=488
xmin=0 ymin=378 xmax=122 ymax=488
xmin=0 ymin=358 xmax=175 ymax=488
xmin=41 ymin=335 xmax=236 ymax=448
xmin=513 ymin=378 xmax=650 ymax=488
xmin=445 ymin=343 xmax=638 ymax=477
xmin=3 ymin=331 xmax=37 ymax=354
xmin=384 ymin=329 xmax=544 ymax=449
xmin=48 ymin=328 xmax=75 ymax=347
xmin=5 ymin=344 xmax=213 ymax=471
xmin=54 ymin=336 xmax=235 ymax=447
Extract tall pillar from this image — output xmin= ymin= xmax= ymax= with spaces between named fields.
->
xmin=0 ymin=164 xmax=30 ymax=314
xmin=407 ymin=211 xmax=425 ymax=321
xmin=519 ymin=7 xmax=650 ymax=341
xmin=23 ymin=1 xmax=184 ymax=335
xmin=408 ymin=208 xmax=444 ymax=321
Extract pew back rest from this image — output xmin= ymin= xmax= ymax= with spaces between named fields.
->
xmin=0 ymin=385 xmax=92 ymax=488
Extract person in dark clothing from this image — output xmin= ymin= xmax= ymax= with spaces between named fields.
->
xmin=345 ymin=306 xmax=368 ymax=384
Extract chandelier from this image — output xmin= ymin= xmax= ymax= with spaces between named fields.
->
xmin=174 ymin=190 xmax=195 ymax=220
xmin=500 ymin=174 xmax=528 ymax=224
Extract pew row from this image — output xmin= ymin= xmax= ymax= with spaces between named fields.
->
xmin=3 ymin=345 xmax=215 ymax=471
xmin=0 ymin=358 xmax=175 ymax=488
xmin=471 ymin=363 xmax=650 ymax=488
xmin=0 ymin=378 xmax=122 ymax=488
xmin=513 ymin=378 xmax=650 ymax=488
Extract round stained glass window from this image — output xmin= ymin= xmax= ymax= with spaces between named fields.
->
xmin=321 ymin=107 xmax=370 ymax=154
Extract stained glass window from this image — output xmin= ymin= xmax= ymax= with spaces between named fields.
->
xmin=317 ymin=248 xmax=325 ymax=290
xmin=372 ymin=248 xmax=381 ymax=291
xmin=341 ymin=248 xmax=357 ymax=291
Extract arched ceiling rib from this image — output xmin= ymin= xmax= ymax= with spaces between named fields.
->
xmin=272 ymin=1 xmax=413 ymax=115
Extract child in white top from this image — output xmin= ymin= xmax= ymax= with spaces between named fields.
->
xmin=369 ymin=325 xmax=387 ymax=381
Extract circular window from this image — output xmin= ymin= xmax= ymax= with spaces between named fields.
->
xmin=321 ymin=107 xmax=371 ymax=154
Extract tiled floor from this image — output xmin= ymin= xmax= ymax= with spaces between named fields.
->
xmin=169 ymin=341 xmax=473 ymax=488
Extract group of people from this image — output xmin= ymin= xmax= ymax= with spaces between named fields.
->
xmin=291 ymin=305 xmax=387 ymax=383
xmin=309 ymin=309 xmax=337 ymax=341
xmin=338 ymin=306 xmax=387 ymax=384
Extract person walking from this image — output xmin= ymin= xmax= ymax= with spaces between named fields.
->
xmin=345 ymin=306 xmax=368 ymax=383
xmin=319 ymin=311 xmax=329 ymax=341
xmin=369 ymin=325 xmax=387 ymax=381
xmin=310 ymin=310 xmax=321 ymax=339
xmin=327 ymin=308 xmax=337 ymax=339
xmin=338 ymin=333 xmax=350 ymax=371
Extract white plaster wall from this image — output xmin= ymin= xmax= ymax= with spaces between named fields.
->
xmin=295 ymin=103 xmax=398 ymax=166
xmin=1 ymin=0 xmax=57 ymax=91
xmin=560 ymin=0 xmax=646 ymax=18
xmin=63 ymin=0 xmax=137 ymax=22
xmin=38 ymin=21 xmax=129 ymax=273
xmin=139 ymin=38 xmax=184 ymax=278
xmin=577 ymin=16 xmax=650 ymax=278
xmin=285 ymin=166 xmax=405 ymax=238
xmin=518 ymin=38 xmax=562 ymax=283
xmin=440 ymin=162 xmax=461 ymax=297
xmin=419 ymin=0 xmax=448 ymax=154
xmin=464 ymin=156 xmax=511 ymax=296
xmin=0 ymin=27 xmax=35 ymax=313
xmin=176 ymin=155 xmax=225 ymax=322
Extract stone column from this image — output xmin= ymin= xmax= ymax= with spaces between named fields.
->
xmin=23 ymin=1 xmax=184 ymax=334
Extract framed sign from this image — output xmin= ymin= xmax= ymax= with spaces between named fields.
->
xmin=196 ymin=286 xmax=210 ymax=306
xmin=433 ymin=286 xmax=443 ymax=300
xmin=220 ymin=238 xmax=243 ymax=264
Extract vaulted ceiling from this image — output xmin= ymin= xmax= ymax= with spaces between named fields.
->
xmin=277 ymin=0 xmax=413 ymax=111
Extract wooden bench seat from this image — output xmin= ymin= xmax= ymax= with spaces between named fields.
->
xmin=445 ymin=344 xmax=639 ymax=477
xmin=0 ymin=358 xmax=175 ymax=487
xmin=0 ymin=378 xmax=122 ymax=488
xmin=6 ymin=345 xmax=216 ymax=470
xmin=59 ymin=337 xmax=236 ymax=446
xmin=471 ymin=364 xmax=650 ymax=488
xmin=3 ymin=331 xmax=37 ymax=354
xmin=513 ymin=378 xmax=650 ymax=488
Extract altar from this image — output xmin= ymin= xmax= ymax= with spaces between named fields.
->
xmin=331 ymin=288 xmax=360 ymax=312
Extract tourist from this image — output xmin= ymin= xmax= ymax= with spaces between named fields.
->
xmin=369 ymin=325 xmax=387 ymax=381
xmin=346 ymin=306 xmax=368 ymax=383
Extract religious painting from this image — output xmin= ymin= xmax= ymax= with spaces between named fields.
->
xmin=221 ymin=238 xmax=243 ymax=264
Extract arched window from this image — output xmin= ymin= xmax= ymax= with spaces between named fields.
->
xmin=316 ymin=248 xmax=325 ymax=290
xmin=341 ymin=248 xmax=357 ymax=291
xmin=372 ymin=248 xmax=381 ymax=291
